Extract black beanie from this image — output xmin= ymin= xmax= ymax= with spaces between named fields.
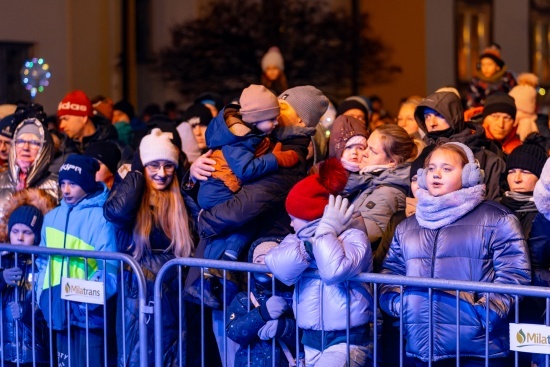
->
xmin=0 ymin=114 xmax=17 ymax=139
xmin=59 ymin=154 xmax=101 ymax=194
xmin=84 ymin=141 xmax=121 ymax=175
xmin=336 ymin=99 xmax=369 ymax=119
xmin=184 ymin=103 xmax=213 ymax=126
xmin=506 ymin=143 xmax=548 ymax=178
xmin=8 ymin=205 xmax=44 ymax=245
xmin=113 ymin=100 xmax=135 ymax=120
xmin=482 ymin=93 xmax=517 ymax=121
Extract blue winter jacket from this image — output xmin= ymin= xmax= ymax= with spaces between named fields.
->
xmin=198 ymin=107 xmax=278 ymax=210
xmin=36 ymin=184 xmax=119 ymax=330
xmin=379 ymin=201 xmax=531 ymax=362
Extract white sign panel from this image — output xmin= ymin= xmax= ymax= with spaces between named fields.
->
xmin=510 ymin=323 xmax=550 ymax=354
xmin=60 ymin=276 xmax=104 ymax=305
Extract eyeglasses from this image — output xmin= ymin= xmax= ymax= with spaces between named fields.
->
xmin=15 ymin=139 xmax=42 ymax=149
xmin=145 ymin=162 xmax=176 ymax=174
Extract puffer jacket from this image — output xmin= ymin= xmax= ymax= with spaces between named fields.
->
xmin=0 ymin=118 xmax=59 ymax=219
xmin=36 ymin=184 xmax=119 ymax=331
xmin=0 ymin=254 xmax=48 ymax=364
xmin=265 ymin=221 xmax=374 ymax=335
xmin=380 ymin=201 xmax=531 ymax=362
xmin=345 ymin=164 xmax=410 ymax=247
xmin=415 ymin=92 xmax=506 ymax=200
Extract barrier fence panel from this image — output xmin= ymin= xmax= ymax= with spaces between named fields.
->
xmin=154 ymin=257 xmax=550 ymax=367
xmin=0 ymin=243 xmax=149 ymax=367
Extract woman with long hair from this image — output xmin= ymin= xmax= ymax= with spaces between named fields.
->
xmin=104 ymin=128 xmax=193 ymax=366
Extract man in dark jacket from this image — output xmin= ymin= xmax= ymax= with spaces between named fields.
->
xmin=414 ymin=91 xmax=506 ymax=200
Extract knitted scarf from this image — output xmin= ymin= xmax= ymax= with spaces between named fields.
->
xmin=500 ymin=191 xmax=537 ymax=213
xmin=415 ymin=184 xmax=486 ymax=230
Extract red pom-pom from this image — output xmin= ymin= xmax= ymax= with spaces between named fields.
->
xmin=318 ymin=157 xmax=348 ymax=195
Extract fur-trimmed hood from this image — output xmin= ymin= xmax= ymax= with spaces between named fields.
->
xmin=0 ymin=188 xmax=57 ymax=242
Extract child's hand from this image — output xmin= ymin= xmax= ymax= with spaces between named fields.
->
xmin=6 ymin=302 xmax=21 ymax=320
xmin=190 ymin=150 xmax=216 ymax=181
xmin=2 ymin=267 xmax=22 ymax=286
xmin=315 ymin=195 xmax=355 ymax=237
xmin=265 ymin=295 xmax=288 ymax=319
xmin=258 ymin=320 xmax=278 ymax=340
xmin=272 ymin=142 xmax=299 ymax=168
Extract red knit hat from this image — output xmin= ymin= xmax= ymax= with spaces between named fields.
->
xmin=57 ymin=90 xmax=93 ymax=118
xmin=285 ymin=158 xmax=348 ymax=221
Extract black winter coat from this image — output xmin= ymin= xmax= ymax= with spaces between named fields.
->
xmin=0 ymin=254 xmax=48 ymax=364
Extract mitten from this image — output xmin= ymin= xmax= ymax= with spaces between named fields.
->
xmin=265 ymin=296 xmax=288 ymax=319
xmin=6 ymin=302 xmax=21 ymax=321
xmin=272 ymin=142 xmax=299 ymax=168
xmin=315 ymin=195 xmax=355 ymax=237
xmin=258 ymin=320 xmax=278 ymax=340
xmin=2 ymin=267 xmax=22 ymax=286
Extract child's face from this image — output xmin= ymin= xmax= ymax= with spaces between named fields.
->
xmin=10 ymin=223 xmax=35 ymax=246
xmin=426 ymin=149 xmax=463 ymax=196
xmin=255 ymin=117 xmax=278 ymax=134
xmin=480 ymin=58 xmax=500 ymax=78
xmin=289 ymin=215 xmax=309 ymax=233
xmin=507 ymin=169 xmax=539 ymax=193
xmin=60 ymin=179 xmax=87 ymax=205
xmin=264 ymin=66 xmax=281 ymax=81
xmin=423 ymin=108 xmax=450 ymax=132
xmin=342 ymin=140 xmax=366 ymax=164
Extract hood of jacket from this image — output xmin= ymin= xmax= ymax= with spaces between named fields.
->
xmin=8 ymin=118 xmax=55 ymax=187
xmin=415 ymin=92 xmax=464 ymax=134
xmin=424 ymin=122 xmax=494 ymax=154
xmin=206 ymin=106 xmax=263 ymax=149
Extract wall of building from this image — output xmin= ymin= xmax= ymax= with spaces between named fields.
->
xmin=359 ymin=0 xmax=427 ymax=116
xmin=0 ymin=0 xmax=122 ymax=114
xmin=493 ymin=0 xmax=530 ymax=73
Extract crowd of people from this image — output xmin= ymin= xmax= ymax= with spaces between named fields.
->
xmin=0 ymin=44 xmax=548 ymax=367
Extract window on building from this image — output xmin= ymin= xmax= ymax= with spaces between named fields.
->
xmin=531 ymin=0 xmax=550 ymax=84
xmin=456 ymin=1 xmax=492 ymax=83
xmin=0 ymin=42 xmax=33 ymax=104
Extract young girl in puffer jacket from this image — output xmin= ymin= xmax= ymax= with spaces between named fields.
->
xmin=380 ymin=142 xmax=531 ymax=366
xmin=265 ymin=158 xmax=373 ymax=367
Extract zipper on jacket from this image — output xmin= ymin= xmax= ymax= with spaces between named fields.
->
xmin=59 ymin=207 xmax=73 ymax=277
xmin=430 ymin=229 xmax=441 ymax=279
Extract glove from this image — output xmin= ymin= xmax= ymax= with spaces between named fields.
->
xmin=272 ymin=142 xmax=299 ymax=168
xmin=2 ymin=267 xmax=22 ymax=286
xmin=6 ymin=302 xmax=21 ymax=321
xmin=315 ymin=195 xmax=355 ymax=237
xmin=265 ymin=296 xmax=288 ymax=319
xmin=258 ymin=320 xmax=278 ymax=340
xmin=131 ymin=149 xmax=145 ymax=173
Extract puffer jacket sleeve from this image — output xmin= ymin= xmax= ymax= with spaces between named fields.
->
xmin=529 ymin=214 xmax=550 ymax=287
xmin=221 ymin=143 xmax=278 ymax=183
xmin=379 ymin=228 xmax=407 ymax=317
xmin=265 ymin=235 xmax=311 ymax=286
xmin=476 ymin=212 xmax=531 ymax=323
xmin=313 ymin=228 xmax=371 ymax=286
xmin=103 ymin=171 xmax=145 ymax=229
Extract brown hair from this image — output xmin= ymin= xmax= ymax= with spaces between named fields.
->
xmin=133 ymin=174 xmax=193 ymax=260
xmin=376 ymin=124 xmax=417 ymax=165
xmin=424 ymin=143 xmax=469 ymax=168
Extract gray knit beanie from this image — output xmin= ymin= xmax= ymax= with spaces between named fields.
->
xmin=278 ymin=86 xmax=329 ymax=127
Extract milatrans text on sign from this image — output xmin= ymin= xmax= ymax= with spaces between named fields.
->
xmin=60 ymin=276 xmax=105 ymax=305
xmin=510 ymin=323 xmax=550 ymax=354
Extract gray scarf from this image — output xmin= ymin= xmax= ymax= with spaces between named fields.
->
xmin=415 ymin=185 xmax=486 ymax=230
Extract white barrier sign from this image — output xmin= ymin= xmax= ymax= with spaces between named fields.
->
xmin=61 ymin=276 xmax=104 ymax=305
xmin=510 ymin=323 xmax=550 ymax=354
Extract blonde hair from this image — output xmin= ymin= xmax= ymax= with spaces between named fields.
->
xmin=133 ymin=174 xmax=193 ymax=260
xmin=376 ymin=124 xmax=417 ymax=165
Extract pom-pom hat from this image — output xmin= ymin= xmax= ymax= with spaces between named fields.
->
xmin=139 ymin=128 xmax=180 ymax=166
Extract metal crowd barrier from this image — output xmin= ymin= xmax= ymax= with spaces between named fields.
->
xmin=154 ymin=257 xmax=550 ymax=367
xmin=0 ymin=243 xmax=149 ymax=367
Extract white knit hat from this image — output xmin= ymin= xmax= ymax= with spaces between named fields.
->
xmin=509 ymin=73 xmax=539 ymax=114
xmin=261 ymin=47 xmax=284 ymax=72
xmin=139 ymin=128 xmax=179 ymax=166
